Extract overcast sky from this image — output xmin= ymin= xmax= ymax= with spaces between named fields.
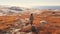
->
xmin=0 ymin=0 xmax=60 ymax=8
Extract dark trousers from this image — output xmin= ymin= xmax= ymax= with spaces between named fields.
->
xmin=31 ymin=26 xmax=38 ymax=34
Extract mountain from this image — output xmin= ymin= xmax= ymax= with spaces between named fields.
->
xmin=0 ymin=5 xmax=30 ymax=16
xmin=33 ymin=6 xmax=60 ymax=9
xmin=9 ymin=6 xmax=24 ymax=11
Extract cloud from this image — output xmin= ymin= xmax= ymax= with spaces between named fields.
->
xmin=0 ymin=0 xmax=60 ymax=8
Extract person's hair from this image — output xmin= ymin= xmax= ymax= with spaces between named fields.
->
xmin=31 ymin=13 xmax=33 ymax=16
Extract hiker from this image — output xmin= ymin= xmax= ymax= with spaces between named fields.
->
xmin=30 ymin=13 xmax=34 ymax=25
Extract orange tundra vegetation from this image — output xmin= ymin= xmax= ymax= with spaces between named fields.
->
xmin=0 ymin=10 xmax=60 ymax=34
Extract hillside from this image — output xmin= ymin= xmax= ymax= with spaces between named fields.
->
xmin=0 ymin=6 xmax=60 ymax=34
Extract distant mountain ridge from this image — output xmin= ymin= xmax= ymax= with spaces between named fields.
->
xmin=33 ymin=6 xmax=60 ymax=9
xmin=0 ymin=5 xmax=30 ymax=16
